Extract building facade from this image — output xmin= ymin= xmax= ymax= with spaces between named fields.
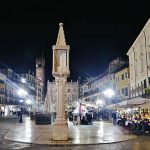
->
xmin=114 ymin=64 xmax=130 ymax=102
xmin=20 ymin=72 xmax=43 ymax=105
xmin=127 ymin=18 xmax=150 ymax=98
xmin=0 ymin=57 xmax=45 ymax=112
xmin=80 ymin=58 xmax=129 ymax=106
xmin=0 ymin=73 xmax=6 ymax=105
xmin=44 ymin=80 xmax=79 ymax=113
xmin=0 ymin=69 xmax=20 ymax=105
xmin=0 ymin=69 xmax=21 ymax=115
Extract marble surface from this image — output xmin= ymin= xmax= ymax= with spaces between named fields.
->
xmin=4 ymin=117 xmax=136 ymax=145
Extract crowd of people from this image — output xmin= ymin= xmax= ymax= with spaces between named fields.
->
xmin=70 ymin=109 xmax=111 ymax=125
xmin=71 ymin=110 xmax=93 ymax=125
xmin=71 ymin=107 xmax=150 ymax=135
xmin=112 ymin=111 xmax=150 ymax=135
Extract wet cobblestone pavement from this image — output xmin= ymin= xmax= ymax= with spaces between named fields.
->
xmin=0 ymin=116 xmax=150 ymax=149
xmin=0 ymin=116 xmax=30 ymax=149
xmin=4 ymin=117 xmax=136 ymax=145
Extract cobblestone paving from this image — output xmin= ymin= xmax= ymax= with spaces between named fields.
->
xmin=0 ymin=116 xmax=150 ymax=150
xmin=21 ymin=137 xmax=150 ymax=150
xmin=0 ymin=116 xmax=30 ymax=149
xmin=4 ymin=117 xmax=136 ymax=145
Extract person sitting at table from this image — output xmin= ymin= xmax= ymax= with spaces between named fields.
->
xmin=121 ymin=115 xmax=127 ymax=127
xmin=142 ymin=119 xmax=150 ymax=134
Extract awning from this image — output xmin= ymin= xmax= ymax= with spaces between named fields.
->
xmin=112 ymin=97 xmax=150 ymax=109
xmin=127 ymin=97 xmax=150 ymax=107
xmin=139 ymin=103 xmax=150 ymax=109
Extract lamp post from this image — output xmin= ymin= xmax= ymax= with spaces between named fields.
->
xmin=25 ymin=99 xmax=32 ymax=116
xmin=96 ymin=99 xmax=103 ymax=106
xmin=18 ymin=88 xmax=27 ymax=97
xmin=18 ymin=99 xmax=24 ymax=123
xmin=103 ymin=89 xmax=115 ymax=120
xmin=21 ymin=78 xmax=26 ymax=84
xmin=103 ymin=89 xmax=114 ymax=99
xmin=96 ymin=99 xmax=104 ymax=121
xmin=17 ymin=88 xmax=28 ymax=123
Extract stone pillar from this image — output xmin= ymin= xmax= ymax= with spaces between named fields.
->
xmin=52 ymin=77 xmax=68 ymax=140
xmin=67 ymin=51 xmax=69 ymax=69
xmin=52 ymin=23 xmax=70 ymax=141
xmin=53 ymin=50 xmax=55 ymax=72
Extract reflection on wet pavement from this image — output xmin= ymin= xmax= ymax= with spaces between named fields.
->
xmin=0 ymin=118 xmax=30 ymax=149
xmin=4 ymin=117 xmax=136 ymax=145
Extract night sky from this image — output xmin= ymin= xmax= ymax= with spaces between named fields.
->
xmin=0 ymin=1 xmax=149 ymax=83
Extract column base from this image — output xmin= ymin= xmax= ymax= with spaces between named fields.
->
xmin=52 ymin=122 xmax=69 ymax=141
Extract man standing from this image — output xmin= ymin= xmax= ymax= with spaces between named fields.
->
xmin=0 ymin=107 xmax=2 ymax=117
xmin=112 ymin=111 xmax=117 ymax=124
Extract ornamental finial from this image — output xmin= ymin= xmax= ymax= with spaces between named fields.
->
xmin=59 ymin=23 xmax=63 ymax=27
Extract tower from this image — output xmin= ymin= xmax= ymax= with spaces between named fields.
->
xmin=36 ymin=55 xmax=45 ymax=86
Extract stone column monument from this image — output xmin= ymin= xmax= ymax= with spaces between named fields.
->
xmin=52 ymin=23 xmax=70 ymax=141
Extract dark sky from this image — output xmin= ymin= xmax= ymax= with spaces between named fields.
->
xmin=0 ymin=1 xmax=149 ymax=83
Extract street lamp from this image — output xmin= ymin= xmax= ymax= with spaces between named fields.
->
xmin=96 ymin=99 xmax=103 ymax=106
xmin=19 ymin=99 xmax=24 ymax=103
xmin=25 ymin=98 xmax=32 ymax=117
xmin=103 ymin=89 xmax=114 ymax=98
xmin=21 ymin=78 xmax=26 ymax=83
xmin=26 ymin=99 xmax=32 ymax=105
xmin=103 ymin=89 xmax=115 ymax=121
xmin=18 ymin=88 xmax=27 ymax=97
xmin=17 ymin=88 xmax=28 ymax=121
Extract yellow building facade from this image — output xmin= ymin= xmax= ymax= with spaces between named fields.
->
xmin=115 ymin=65 xmax=130 ymax=101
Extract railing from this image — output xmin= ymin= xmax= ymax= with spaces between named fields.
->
xmin=5 ymin=96 xmax=22 ymax=105
xmin=0 ymin=100 xmax=20 ymax=105
xmin=0 ymin=91 xmax=5 ymax=94
xmin=6 ymin=101 xmax=20 ymax=105
xmin=110 ymin=98 xmax=122 ymax=104
xmin=83 ymin=88 xmax=101 ymax=97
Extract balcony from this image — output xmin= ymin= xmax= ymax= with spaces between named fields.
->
xmin=6 ymin=100 xmax=20 ymax=105
xmin=5 ymin=96 xmax=22 ymax=105
xmin=111 ymin=98 xmax=122 ymax=104
xmin=83 ymin=88 xmax=101 ymax=98
xmin=0 ymin=91 xmax=5 ymax=95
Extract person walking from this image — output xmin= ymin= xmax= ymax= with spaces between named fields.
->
xmin=19 ymin=110 xmax=23 ymax=123
xmin=112 ymin=111 xmax=117 ymax=124
xmin=0 ymin=107 xmax=2 ymax=117
xmin=17 ymin=107 xmax=20 ymax=119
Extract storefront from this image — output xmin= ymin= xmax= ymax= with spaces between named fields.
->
xmin=0 ymin=104 xmax=19 ymax=116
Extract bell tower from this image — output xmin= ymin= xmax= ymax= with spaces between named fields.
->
xmin=36 ymin=55 xmax=45 ymax=86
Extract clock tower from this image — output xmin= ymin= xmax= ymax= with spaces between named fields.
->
xmin=36 ymin=55 xmax=45 ymax=86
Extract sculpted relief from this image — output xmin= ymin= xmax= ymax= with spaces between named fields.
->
xmin=54 ymin=49 xmax=67 ymax=72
